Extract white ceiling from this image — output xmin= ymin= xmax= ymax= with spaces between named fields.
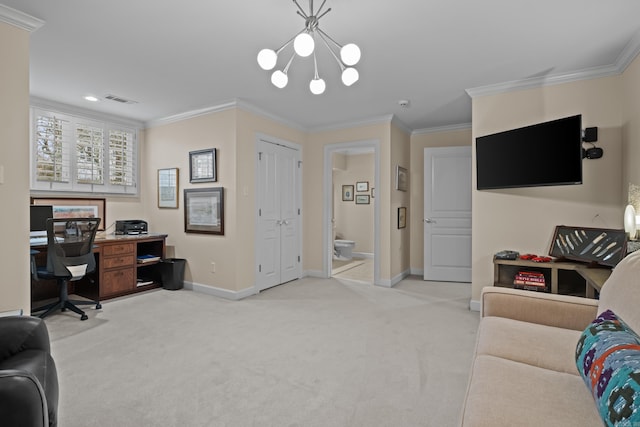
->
xmin=4 ymin=0 xmax=640 ymax=131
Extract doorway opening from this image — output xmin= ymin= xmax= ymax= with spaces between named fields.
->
xmin=323 ymin=140 xmax=380 ymax=285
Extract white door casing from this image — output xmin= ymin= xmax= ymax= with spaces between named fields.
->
xmin=423 ymin=146 xmax=472 ymax=282
xmin=256 ymin=138 xmax=301 ymax=291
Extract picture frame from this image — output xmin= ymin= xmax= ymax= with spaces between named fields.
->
xmin=355 ymin=195 xmax=370 ymax=205
xmin=342 ymin=185 xmax=354 ymax=201
xmin=184 ymin=187 xmax=224 ymax=235
xmin=31 ymin=197 xmax=106 ymax=231
xmin=396 ymin=166 xmax=408 ymax=191
xmin=398 ymin=207 xmax=407 ymax=229
xmin=158 ymin=168 xmax=179 ymax=208
xmin=189 ymin=148 xmax=217 ymax=183
xmin=548 ymin=225 xmax=627 ymax=267
xmin=356 ymin=181 xmax=369 ymax=192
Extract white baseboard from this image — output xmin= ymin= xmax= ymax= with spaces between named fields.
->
xmin=184 ymin=281 xmax=257 ymax=301
xmin=376 ymin=269 xmax=411 ymax=288
xmin=469 ymin=299 xmax=481 ymax=312
xmin=410 ymin=268 xmax=424 ymax=277
xmin=303 ymin=270 xmax=326 ymax=279
xmin=353 ymin=252 xmax=374 ymax=259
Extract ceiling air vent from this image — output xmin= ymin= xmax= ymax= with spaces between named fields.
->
xmin=104 ymin=94 xmax=138 ymax=104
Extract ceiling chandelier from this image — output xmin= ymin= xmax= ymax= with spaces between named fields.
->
xmin=257 ymin=0 xmax=361 ymax=95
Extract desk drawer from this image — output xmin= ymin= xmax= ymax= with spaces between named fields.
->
xmin=103 ymin=243 xmax=135 ymax=257
xmin=102 ymin=268 xmax=135 ymax=295
xmin=103 ymin=255 xmax=135 ymax=269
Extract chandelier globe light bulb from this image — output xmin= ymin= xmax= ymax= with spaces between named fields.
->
xmin=294 ymin=33 xmax=315 ymax=57
xmin=271 ymin=70 xmax=289 ymax=88
xmin=310 ymin=78 xmax=326 ymax=95
xmin=341 ymin=67 xmax=359 ymax=86
xmin=257 ymin=49 xmax=278 ymax=70
xmin=340 ymin=43 xmax=361 ymax=66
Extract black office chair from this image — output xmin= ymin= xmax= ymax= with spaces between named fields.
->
xmin=31 ymin=218 xmax=102 ymax=321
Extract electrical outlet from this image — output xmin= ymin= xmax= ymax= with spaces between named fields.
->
xmin=211 ymin=262 xmax=216 ymax=273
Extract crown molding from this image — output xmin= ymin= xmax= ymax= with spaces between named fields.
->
xmin=145 ymin=101 xmax=236 ymax=128
xmin=467 ymin=29 xmax=640 ymax=99
xmin=412 ymin=122 xmax=472 ymax=136
xmin=308 ymin=114 xmax=396 ymax=134
xmin=0 ymin=4 xmax=44 ymax=32
xmin=146 ymin=98 xmax=307 ymax=132
xmin=390 ymin=115 xmax=412 ymax=135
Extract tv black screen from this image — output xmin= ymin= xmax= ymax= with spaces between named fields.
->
xmin=476 ymin=115 xmax=583 ymax=190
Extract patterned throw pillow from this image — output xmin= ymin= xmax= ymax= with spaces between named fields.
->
xmin=576 ymin=309 xmax=640 ymax=426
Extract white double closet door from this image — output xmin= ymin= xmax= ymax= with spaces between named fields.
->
xmin=256 ymin=139 xmax=301 ymax=291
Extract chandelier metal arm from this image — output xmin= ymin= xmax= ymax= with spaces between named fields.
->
xmin=317 ymin=27 xmax=343 ymax=50
xmin=292 ymin=0 xmax=309 ymax=18
xmin=317 ymin=30 xmax=345 ymax=71
xmin=316 ymin=0 xmax=328 ymax=17
xmin=283 ymin=52 xmax=296 ymax=73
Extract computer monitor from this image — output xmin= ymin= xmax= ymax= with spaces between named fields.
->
xmin=30 ymin=205 xmax=54 ymax=238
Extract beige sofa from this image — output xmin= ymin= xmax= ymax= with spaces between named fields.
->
xmin=459 ymin=249 xmax=640 ymax=426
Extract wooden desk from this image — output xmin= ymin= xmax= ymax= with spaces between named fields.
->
xmin=576 ymin=266 xmax=611 ymax=298
xmin=31 ymin=233 xmax=167 ymax=304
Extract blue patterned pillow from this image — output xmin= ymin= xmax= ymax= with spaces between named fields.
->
xmin=576 ymin=309 xmax=640 ymax=426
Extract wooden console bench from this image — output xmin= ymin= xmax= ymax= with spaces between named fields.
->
xmin=493 ymin=257 xmax=611 ymax=298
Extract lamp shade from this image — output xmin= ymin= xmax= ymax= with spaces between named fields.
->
xmin=310 ymin=78 xmax=326 ymax=95
xmin=340 ymin=43 xmax=361 ymax=66
xmin=257 ymin=49 xmax=278 ymax=70
xmin=341 ymin=67 xmax=359 ymax=86
xmin=271 ymin=70 xmax=288 ymax=88
xmin=294 ymin=33 xmax=315 ymax=57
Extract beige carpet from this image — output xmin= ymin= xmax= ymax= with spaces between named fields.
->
xmin=44 ymin=276 xmax=479 ymax=427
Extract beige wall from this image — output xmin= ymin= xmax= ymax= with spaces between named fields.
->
xmin=333 ymin=153 xmax=375 ymax=254
xmin=390 ymin=123 xmax=411 ymax=278
xmin=0 ymin=22 xmax=31 ymax=313
xmin=471 ymin=76 xmax=624 ymax=302
xmin=622 ymin=54 xmax=640 ymax=201
xmin=409 ymin=128 xmax=472 ymax=272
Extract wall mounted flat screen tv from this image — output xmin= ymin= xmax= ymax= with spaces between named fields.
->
xmin=476 ymin=115 xmax=583 ymax=190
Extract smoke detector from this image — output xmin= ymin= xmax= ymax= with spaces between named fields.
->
xmin=398 ymin=99 xmax=410 ymax=108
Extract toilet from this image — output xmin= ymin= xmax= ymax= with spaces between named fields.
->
xmin=334 ymin=239 xmax=356 ymax=260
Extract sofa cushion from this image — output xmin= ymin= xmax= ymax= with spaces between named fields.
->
xmin=460 ymin=354 xmax=602 ymax=427
xmin=576 ymin=309 xmax=640 ymax=426
xmin=598 ymin=250 xmax=640 ymax=333
xmin=476 ymin=316 xmax=581 ymax=375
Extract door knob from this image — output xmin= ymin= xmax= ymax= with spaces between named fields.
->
xmin=424 ymin=218 xmax=434 ymax=223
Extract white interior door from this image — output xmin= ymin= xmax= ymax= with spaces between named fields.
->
xmin=257 ymin=140 xmax=301 ymax=291
xmin=423 ymin=146 xmax=472 ymax=282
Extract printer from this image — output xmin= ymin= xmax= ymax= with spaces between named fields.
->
xmin=115 ymin=220 xmax=148 ymax=235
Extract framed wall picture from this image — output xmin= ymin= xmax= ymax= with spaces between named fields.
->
xmin=398 ymin=207 xmax=407 ymax=229
xmin=356 ymin=181 xmax=369 ymax=192
xmin=158 ymin=168 xmax=179 ymax=208
xmin=396 ymin=166 xmax=408 ymax=191
xmin=342 ymin=185 xmax=354 ymax=201
xmin=355 ymin=195 xmax=370 ymax=205
xmin=31 ymin=197 xmax=106 ymax=230
xmin=189 ymin=148 xmax=217 ymax=183
xmin=184 ymin=187 xmax=224 ymax=234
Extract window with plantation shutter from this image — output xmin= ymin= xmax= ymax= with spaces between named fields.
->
xmin=76 ymin=123 xmax=104 ymax=185
xmin=34 ymin=114 xmax=71 ymax=183
xmin=31 ymin=106 xmax=139 ymax=195
xmin=109 ymin=129 xmax=135 ymax=187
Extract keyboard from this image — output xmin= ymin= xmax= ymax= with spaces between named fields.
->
xmin=30 ymin=237 xmax=48 ymax=245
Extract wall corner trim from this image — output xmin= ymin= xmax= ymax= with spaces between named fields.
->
xmin=0 ymin=4 xmax=44 ymax=32
xmin=469 ymin=299 xmax=481 ymax=312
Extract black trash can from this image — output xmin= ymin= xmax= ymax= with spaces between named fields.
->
xmin=159 ymin=258 xmax=186 ymax=290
